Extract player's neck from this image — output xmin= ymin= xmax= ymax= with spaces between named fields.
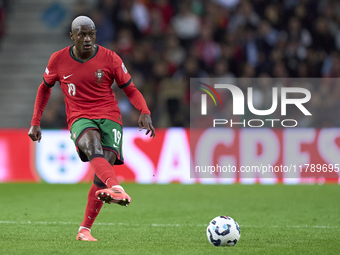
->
xmin=72 ymin=45 xmax=96 ymax=61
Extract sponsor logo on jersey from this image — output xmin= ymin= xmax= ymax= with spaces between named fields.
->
xmin=122 ymin=63 xmax=128 ymax=74
xmin=95 ymin=69 xmax=104 ymax=83
xmin=45 ymin=67 xmax=49 ymax=75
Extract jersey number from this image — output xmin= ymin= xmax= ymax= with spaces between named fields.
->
xmin=67 ymin=83 xmax=76 ymax=96
xmin=112 ymin=129 xmax=121 ymax=147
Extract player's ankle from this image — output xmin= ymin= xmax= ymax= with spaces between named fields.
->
xmin=79 ymin=226 xmax=91 ymax=232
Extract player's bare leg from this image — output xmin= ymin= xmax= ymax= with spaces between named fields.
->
xmin=77 ymin=129 xmax=131 ymax=204
xmin=76 ymin=130 xmax=131 ymax=241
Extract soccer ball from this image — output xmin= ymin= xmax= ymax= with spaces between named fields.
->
xmin=206 ymin=215 xmax=241 ymax=246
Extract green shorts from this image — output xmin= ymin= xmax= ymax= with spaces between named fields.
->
xmin=70 ymin=118 xmax=124 ymax=164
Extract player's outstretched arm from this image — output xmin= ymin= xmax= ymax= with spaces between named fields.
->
xmin=138 ymin=114 xmax=155 ymax=138
xmin=28 ymin=125 xmax=42 ymax=142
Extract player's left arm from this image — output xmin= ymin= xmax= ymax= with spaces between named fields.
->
xmin=122 ymin=83 xmax=155 ymax=138
xmin=111 ymin=51 xmax=155 ymax=137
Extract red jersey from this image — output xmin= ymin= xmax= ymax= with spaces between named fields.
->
xmin=43 ymin=45 xmax=132 ymax=129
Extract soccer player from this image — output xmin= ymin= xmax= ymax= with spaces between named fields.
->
xmin=28 ymin=16 xmax=155 ymax=241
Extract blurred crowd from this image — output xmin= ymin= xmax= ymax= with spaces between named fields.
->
xmin=0 ymin=0 xmax=8 ymax=49
xmin=82 ymin=0 xmax=340 ymax=128
xmin=4 ymin=0 xmax=340 ymax=128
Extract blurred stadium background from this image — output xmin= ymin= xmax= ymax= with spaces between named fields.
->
xmin=0 ymin=0 xmax=340 ymax=184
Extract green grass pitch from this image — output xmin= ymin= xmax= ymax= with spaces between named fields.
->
xmin=0 ymin=183 xmax=339 ymax=255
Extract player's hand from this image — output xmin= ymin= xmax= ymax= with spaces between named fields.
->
xmin=138 ymin=114 xmax=155 ymax=138
xmin=28 ymin=125 xmax=42 ymax=142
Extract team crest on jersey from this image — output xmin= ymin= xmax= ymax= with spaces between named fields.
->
xmin=95 ymin=69 xmax=104 ymax=84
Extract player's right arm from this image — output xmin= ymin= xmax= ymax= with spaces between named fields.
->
xmin=28 ymin=82 xmax=52 ymax=142
xmin=28 ymin=53 xmax=59 ymax=142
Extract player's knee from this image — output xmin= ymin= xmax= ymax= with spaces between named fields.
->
xmin=83 ymin=144 xmax=103 ymax=160
xmin=78 ymin=138 xmax=103 ymax=158
xmin=78 ymin=129 xmax=103 ymax=158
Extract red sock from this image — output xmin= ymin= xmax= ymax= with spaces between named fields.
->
xmin=89 ymin=155 xmax=119 ymax=187
xmin=80 ymin=184 xmax=104 ymax=229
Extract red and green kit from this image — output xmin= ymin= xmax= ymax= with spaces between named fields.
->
xmin=31 ymin=44 xmax=150 ymax=162
xmin=31 ymin=44 xmax=150 ymax=130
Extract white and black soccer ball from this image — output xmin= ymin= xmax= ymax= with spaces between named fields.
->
xmin=206 ymin=215 xmax=241 ymax=246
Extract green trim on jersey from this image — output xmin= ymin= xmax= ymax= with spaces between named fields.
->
xmin=119 ymin=78 xmax=132 ymax=89
xmin=43 ymin=77 xmax=54 ymax=87
xmin=69 ymin=44 xmax=99 ymax=63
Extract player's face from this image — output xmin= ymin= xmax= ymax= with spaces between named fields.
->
xmin=71 ymin=25 xmax=96 ymax=54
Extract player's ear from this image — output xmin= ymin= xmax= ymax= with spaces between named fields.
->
xmin=70 ymin=32 xmax=74 ymax=41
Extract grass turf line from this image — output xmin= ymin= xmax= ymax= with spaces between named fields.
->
xmin=0 ymin=183 xmax=339 ymax=255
